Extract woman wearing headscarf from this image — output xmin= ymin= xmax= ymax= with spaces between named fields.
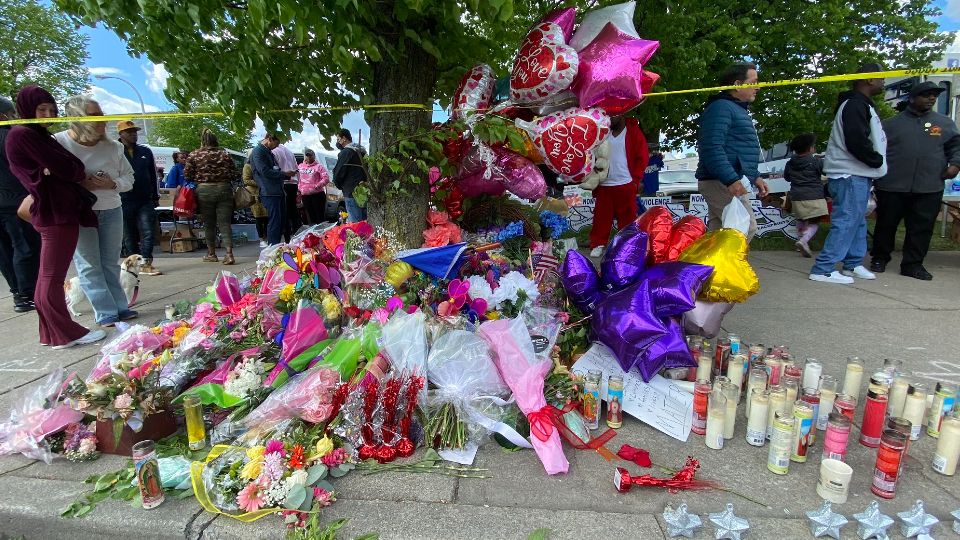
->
xmin=54 ymin=95 xmax=137 ymax=327
xmin=4 ymin=85 xmax=105 ymax=349
xmin=184 ymin=129 xmax=237 ymax=265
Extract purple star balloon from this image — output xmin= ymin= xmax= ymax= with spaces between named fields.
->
xmin=640 ymin=261 xmax=714 ymax=318
xmin=600 ymin=222 xmax=648 ymax=290
xmin=571 ymin=22 xmax=660 ymax=115
xmin=560 ymin=250 xmax=604 ymax=313
xmin=647 ymin=317 xmax=696 ymax=373
xmin=593 ymin=280 xmax=667 ymax=375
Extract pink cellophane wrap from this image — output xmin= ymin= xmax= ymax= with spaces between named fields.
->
xmin=478 ymin=317 xmax=568 ymax=475
xmin=243 ymin=367 xmax=341 ymax=426
xmin=0 ymin=369 xmax=83 ymax=463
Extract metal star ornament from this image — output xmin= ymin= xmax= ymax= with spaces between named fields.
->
xmin=806 ymin=501 xmax=848 ymax=539
xmin=952 ymin=508 xmax=960 ymax=534
xmin=663 ymin=502 xmax=703 ymax=538
xmin=709 ymin=503 xmax=750 ymax=540
xmin=897 ymin=500 xmax=938 ymax=538
xmin=854 ymin=501 xmax=894 ymax=540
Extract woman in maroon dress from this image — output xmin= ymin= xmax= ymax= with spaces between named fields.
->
xmin=4 ymin=86 xmax=106 ymax=349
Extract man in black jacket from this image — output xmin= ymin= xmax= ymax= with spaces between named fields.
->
xmin=332 ymin=129 xmax=367 ymax=223
xmin=118 ymin=121 xmax=162 ymax=275
xmin=870 ymin=81 xmax=960 ymax=280
xmin=0 ymin=97 xmax=40 ymax=312
xmin=251 ymin=134 xmax=293 ymax=244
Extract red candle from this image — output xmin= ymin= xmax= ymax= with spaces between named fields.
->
xmin=860 ymin=389 xmax=889 ymax=448
xmin=692 ymin=380 xmax=710 ymax=435
xmin=871 ymin=429 xmax=907 ymax=499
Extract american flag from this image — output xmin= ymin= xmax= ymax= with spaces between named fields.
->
xmin=533 ymin=253 xmax=560 ymax=283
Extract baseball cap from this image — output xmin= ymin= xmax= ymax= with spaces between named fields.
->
xmin=116 ymin=120 xmax=141 ymax=132
xmin=909 ymin=81 xmax=946 ymax=98
xmin=0 ymin=98 xmax=14 ymax=115
xmin=855 ymin=62 xmax=884 ymax=74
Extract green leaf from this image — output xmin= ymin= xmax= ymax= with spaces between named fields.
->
xmin=329 ymin=464 xmax=350 ymax=478
xmin=403 ymin=28 xmax=421 ymax=44
xmin=306 ymin=463 xmax=328 ymax=485
xmin=74 ymin=504 xmax=93 ymax=518
xmin=129 ymin=495 xmax=143 ymax=509
xmin=93 ymin=472 xmax=118 ymax=492
xmin=112 ymin=417 xmax=123 ymax=449
xmin=527 ymin=528 xmax=550 ymax=540
xmin=298 ymin=486 xmax=314 ymax=511
xmin=314 ymin=479 xmax=335 ymax=492
xmin=283 ymin=486 xmax=307 ymax=509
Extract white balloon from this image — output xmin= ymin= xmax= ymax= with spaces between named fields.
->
xmin=569 ymin=1 xmax=640 ymax=51
xmin=682 ymin=300 xmax=734 ymax=339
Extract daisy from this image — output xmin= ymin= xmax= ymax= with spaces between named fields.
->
xmin=237 ymin=480 xmax=267 ymax=512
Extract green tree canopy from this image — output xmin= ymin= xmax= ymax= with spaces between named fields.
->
xmin=147 ymin=102 xmax=253 ymax=151
xmin=0 ymin=0 xmax=90 ymax=101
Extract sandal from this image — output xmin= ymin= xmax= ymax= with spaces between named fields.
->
xmin=222 ymin=253 xmax=235 ymax=266
xmin=203 ymin=254 xmax=218 ymax=263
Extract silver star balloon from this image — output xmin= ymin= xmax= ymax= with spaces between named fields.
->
xmin=854 ymin=501 xmax=894 ymax=540
xmin=806 ymin=501 xmax=848 ymax=539
xmin=952 ymin=508 xmax=960 ymax=534
xmin=897 ymin=500 xmax=938 ymax=538
xmin=709 ymin=503 xmax=749 ymax=540
xmin=663 ymin=502 xmax=703 ymax=538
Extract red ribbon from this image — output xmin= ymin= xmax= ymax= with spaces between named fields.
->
xmin=614 ymin=457 xmax=719 ymax=494
xmin=527 ymin=406 xmax=555 ymax=442
xmin=525 ymin=402 xmax=617 ymax=460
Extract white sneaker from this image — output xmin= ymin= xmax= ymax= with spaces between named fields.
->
xmin=52 ymin=329 xmax=107 ymax=350
xmin=589 ymin=246 xmax=604 ymax=258
xmin=259 ymin=240 xmax=268 ymax=248
xmin=841 ymin=265 xmax=876 ymax=280
xmin=795 ymin=240 xmax=812 ymax=258
xmin=809 ymin=271 xmax=854 ymax=285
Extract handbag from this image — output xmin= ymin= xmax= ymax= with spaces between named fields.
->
xmin=233 ymin=185 xmax=255 ymax=209
xmin=16 ymin=195 xmax=33 ymax=223
xmin=173 ymin=186 xmax=197 ymax=218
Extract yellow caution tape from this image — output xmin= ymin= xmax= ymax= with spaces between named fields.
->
xmin=1 ymin=66 xmax=956 ymax=126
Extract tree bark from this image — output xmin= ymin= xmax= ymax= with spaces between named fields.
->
xmin=366 ymin=40 xmax=438 ymax=248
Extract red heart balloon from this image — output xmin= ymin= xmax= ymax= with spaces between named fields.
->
xmin=667 ymin=215 xmax=706 ymax=261
xmin=636 ymin=206 xmax=673 ymax=264
xmin=451 ymin=64 xmax=495 ymax=120
xmin=523 ymin=107 xmax=610 ymax=183
xmin=510 ymin=22 xmax=579 ymax=104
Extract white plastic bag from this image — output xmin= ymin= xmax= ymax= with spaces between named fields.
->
xmin=721 ymin=196 xmax=751 ymax=236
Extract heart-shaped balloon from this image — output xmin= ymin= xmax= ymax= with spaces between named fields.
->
xmin=521 ymin=107 xmax=610 ymax=183
xmin=667 ymin=215 xmax=707 ymax=261
xmin=636 ymin=206 xmax=673 ymax=264
xmin=677 ymin=229 xmax=760 ymax=303
xmin=639 ymin=261 xmax=714 ymax=318
xmin=495 ymin=148 xmax=546 ymax=200
xmin=560 ymin=249 xmax=603 ymax=313
xmin=600 ymin=222 xmax=647 ymax=290
xmin=592 ymin=280 xmax=667 ymax=377
xmin=510 ymin=22 xmax=579 ymax=104
xmin=451 ymin=64 xmax=496 ymax=120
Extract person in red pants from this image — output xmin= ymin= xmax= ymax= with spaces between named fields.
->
xmin=4 ymin=85 xmax=106 ymax=349
xmin=589 ymin=116 xmax=649 ymax=257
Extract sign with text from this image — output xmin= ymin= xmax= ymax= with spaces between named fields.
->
xmin=573 ymin=343 xmax=693 ymax=442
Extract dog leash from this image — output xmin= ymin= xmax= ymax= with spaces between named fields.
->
xmin=125 ymin=268 xmax=141 ymax=307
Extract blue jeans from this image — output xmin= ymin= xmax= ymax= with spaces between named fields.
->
xmin=121 ymin=200 xmax=156 ymax=260
xmin=0 ymin=209 xmax=40 ymax=297
xmin=811 ymin=176 xmax=871 ymax=275
xmin=75 ymin=207 xmax=132 ymax=324
xmin=345 ymin=197 xmax=366 ymax=223
xmin=261 ymin=195 xmax=286 ymax=245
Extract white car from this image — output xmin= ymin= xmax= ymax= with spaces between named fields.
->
xmin=656 ymin=170 xmax=699 ymax=197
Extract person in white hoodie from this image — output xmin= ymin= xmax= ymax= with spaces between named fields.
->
xmin=809 ymin=63 xmax=887 ymax=285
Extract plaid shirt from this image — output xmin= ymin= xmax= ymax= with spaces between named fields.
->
xmin=184 ymin=146 xmax=236 ymax=183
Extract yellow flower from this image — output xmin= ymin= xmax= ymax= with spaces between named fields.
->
xmin=150 ymin=327 xmax=162 ymax=335
xmin=321 ymin=295 xmax=342 ymax=320
xmin=246 ymin=445 xmax=265 ymax=461
xmin=311 ymin=436 xmax=333 ymax=460
xmin=240 ymin=456 xmax=263 ymax=481
xmin=486 ymin=311 xmax=501 ymax=320
xmin=279 ymin=284 xmax=295 ymax=302
xmin=385 ymin=261 xmax=414 ymax=288
xmin=172 ymin=326 xmax=190 ymax=347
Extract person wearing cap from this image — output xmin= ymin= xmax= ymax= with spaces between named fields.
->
xmin=117 ymin=120 xmax=161 ymax=276
xmin=809 ymin=63 xmax=887 ymax=285
xmin=0 ymin=96 xmax=41 ymax=313
xmin=869 ymin=81 xmax=960 ymax=280
xmin=298 ymin=149 xmax=330 ymax=225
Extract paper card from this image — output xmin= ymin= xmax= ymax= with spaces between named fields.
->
xmin=573 ymin=343 xmax=693 ymax=442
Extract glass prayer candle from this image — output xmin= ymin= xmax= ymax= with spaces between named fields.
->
xmin=882 ymin=358 xmax=903 ymax=377
xmin=721 ymin=382 xmax=739 ymax=440
xmin=902 ymin=383 xmax=928 ymax=440
xmin=686 ymin=338 xmax=702 ymax=381
xmin=692 ymin=379 xmax=711 ymax=435
xmin=132 ymin=440 xmax=164 ymax=509
xmin=768 ymin=411 xmax=794 ymax=475
xmin=859 ymin=388 xmax=889 ymax=448
xmin=782 ymin=375 xmax=800 ymax=406
xmin=842 ymin=357 xmax=864 ymax=402
xmin=927 ymin=382 xmax=957 ymax=438
xmin=746 ymin=389 xmax=768 ymax=447
xmin=705 ymin=389 xmax=726 ymax=450
xmin=870 ymin=372 xmax=893 ymax=393
xmin=802 ymin=359 xmax=822 ymax=392
xmin=726 ymin=354 xmax=746 ymax=402
xmin=800 ymin=388 xmax=821 ymax=446
xmin=606 ymin=375 xmax=624 ymax=429
xmin=714 ymin=338 xmax=731 ymax=375
xmin=823 ymin=413 xmax=852 ymax=461
xmin=816 ymin=375 xmax=838 ymax=431
xmin=790 ymin=401 xmax=814 ymax=463
xmin=870 ymin=429 xmax=907 ymax=499
xmin=183 ymin=395 xmax=206 ymax=451
xmin=696 ymin=354 xmax=713 ymax=383
xmin=766 ymin=386 xmax=788 ymax=440
xmin=887 ymin=375 xmax=910 ymax=419
xmin=727 ymin=333 xmax=741 ymax=356
xmin=749 ymin=344 xmax=766 ymax=365
xmin=582 ymin=370 xmax=602 ymax=430
xmin=713 ymin=375 xmax=730 ymax=389
xmin=933 ymin=413 xmax=960 ymax=476
xmin=163 ymin=304 xmax=176 ymax=320
xmin=764 ymin=355 xmax=783 ymax=386
xmin=833 ymin=393 xmax=857 ymax=423
xmin=744 ymin=367 xmax=768 ymax=420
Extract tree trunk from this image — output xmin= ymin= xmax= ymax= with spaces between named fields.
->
xmin=366 ymin=41 xmax=438 ymax=249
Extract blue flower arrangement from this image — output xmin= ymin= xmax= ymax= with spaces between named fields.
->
xmin=539 ymin=211 xmax=570 ymax=239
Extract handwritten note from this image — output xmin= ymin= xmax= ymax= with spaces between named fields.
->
xmin=573 ymin=343 xmax=693 ymax=442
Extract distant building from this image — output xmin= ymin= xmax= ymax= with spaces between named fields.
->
xmin=663 ymin=152 xmax=699 ymax=171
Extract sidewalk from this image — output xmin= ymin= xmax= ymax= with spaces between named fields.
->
xmin=0 ymin=248 xmax=957 ymax=539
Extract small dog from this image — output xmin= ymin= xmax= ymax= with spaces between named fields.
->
xmin=66 ymin=255 xmax=143 ymax=317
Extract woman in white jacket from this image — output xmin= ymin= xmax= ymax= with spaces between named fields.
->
xmin=55 ymin=96 xmax=138 ymax=326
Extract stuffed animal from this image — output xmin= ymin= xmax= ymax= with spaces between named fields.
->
xmin=578 ymin=139 xmax=610 ymax=191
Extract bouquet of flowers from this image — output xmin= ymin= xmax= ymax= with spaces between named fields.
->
xmin=61 ymin=422 xmax=99 ymax=462
xmin=0 ymin=369 xmax=84 ymax=462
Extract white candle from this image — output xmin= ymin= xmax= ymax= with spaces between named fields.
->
xmin=696 ymin=354 xmax=713 ymax=382
xmin=817 ymin=376 xmax=838 ymax=431
xmin=767 ymin=386 xmax=787 ymax=439
xmin=842 ymin=359 xmax=864 ymax=402
xmin=903 ymin=384 xmax=928 ymax=440
xmin=933 ymin=415 xmax=960 ymax=476
xmin=888 ymin=377 xmax=910 ymax=419
xmin=784 ymin=378 xmax=798 ymax=405
xmin=744 ymin=367 xmax=767 ymax=420
xmin=726 ymin=355 xmax=745 ymax=403
xmin=746 ymin=389 xmax=768 ymax=446
xmin=802 ymin=359 xmax=822 ymax=391
xmin=705 ymin=390 xmax=726 ymax=450
xmin=722 ymin=382 xmax=738 ymax=439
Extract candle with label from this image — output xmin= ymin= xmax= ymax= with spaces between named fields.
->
xmin=816 ymin=375 xmax=838 ymax=431
xmin=725 ymin=354 xmax=746 ymax=402
xmin=823 ymin=412 xmax=851 ymax=461
xmin=582 ymin=370 xmax=602 ymax=430
xmin=927 ymin=382 xmax=957 ymax=438
xmin=692 ymin=379 xmax=711 ymax=435
xmin=744 ymin=367 xmax=768 ymax=420
xmin=802 ymin=359 xmax=822 ymax=392
xmin=768 ymin=412 xmax=794 ymax=475
xmin=721 ymin=381 xmax=738 ymax=440
xmin=606 ymin=375 xmax=624 ymax=429
xmin=746 ymin=389 xmax=768 ymax=447
xmin=888 ymin=375 xmax=910 ymax=418
xmin=696 ymin=354 xmax=713 ymax=383
xmin=902 ymin=383 xmax=927 ymax=440
xmin=860 ymin=388 xmax=889 ymax=448
xmin=933 ymin=413 xmax=960 ymax=476
xmin=841 ymin=357 xmax=864 ymax=402
xmin=871 ymin=429 xmax=907 ymax=499
xmin=766 ymin=386 xmax=787 ymax=440
xmin=790 ymin=401 xmax=814 ymax=463
xmin=705 ymin=389 xmax=726 ymax=450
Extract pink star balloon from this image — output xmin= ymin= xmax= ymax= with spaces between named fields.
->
xmin=571 ymin=22 xmax=660 ymax=115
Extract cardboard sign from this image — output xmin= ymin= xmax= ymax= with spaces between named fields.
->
xmin=573 ymin=343 xmax=693 ymax=442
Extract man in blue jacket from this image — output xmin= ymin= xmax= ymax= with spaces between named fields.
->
xmin=695 ymin=63 xmax=769 ymax=240
xmin=251 ymin=134 xmax=294 ymax=244
xmin=118 ymin=121 xmax=162 ymax=276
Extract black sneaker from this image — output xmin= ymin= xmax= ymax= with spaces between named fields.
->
xmin=13 ymin=294 xmax=34 ymax=313
xmin=869 ymin=259 xmax=886 ymax=273
xmin=901 ymin=267 xmax=933 ymax=281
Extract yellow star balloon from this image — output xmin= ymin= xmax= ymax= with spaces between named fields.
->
xmin=677 ymin=228 xmax=759 ymax=303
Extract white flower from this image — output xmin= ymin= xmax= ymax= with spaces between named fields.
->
xmin=224 ymin=357 xmax=266 ymax=398
xmin=467 ymin=275 xmax=495 ymax=305
xmin=78 ymin=438 xmax=97 ymax=455
xmin=288 ymin=469 xmax=309 ymax=487
xmin=492 ymin=271 xmax=539 ymax=308
xmin=261 ymin=477 xmax=293 ymax=507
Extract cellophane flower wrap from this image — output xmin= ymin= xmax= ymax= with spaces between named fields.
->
xmin=380 ymin=309 xmax=429 ymax=404
xmin=243 ymin=367 xmax=342 ymax=427
xmin=479 ymin=316 xmax=569 ymax=475
xmin=0 ymin=369 xmax=83 ymax=463
xmin=88 ymin=325 xmax=170 ymax=383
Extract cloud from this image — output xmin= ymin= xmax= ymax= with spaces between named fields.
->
xmin=89 ymin=86 xmax=161 ymax=114
xmin=947 ymin=0 xmax=960 ymax=20
xmin=142 ymin=63 xmax=170 ymax=93
xmin=88 ymin=67 xmax=128 ymax=78
xmin=947 ymin=32 xmax=960 ymax=53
